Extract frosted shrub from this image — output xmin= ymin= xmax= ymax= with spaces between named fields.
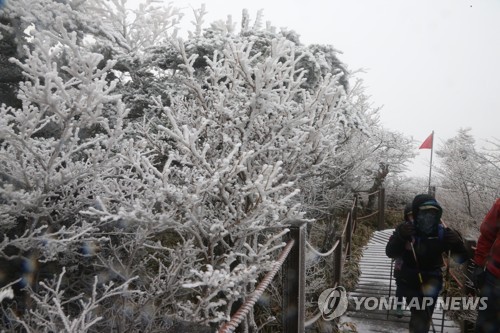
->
xmin=0 ymin=0 xmax=415 ymax=331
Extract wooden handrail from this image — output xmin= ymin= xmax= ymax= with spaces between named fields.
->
xmin=341 ymin=211 xmax=351 ymax=237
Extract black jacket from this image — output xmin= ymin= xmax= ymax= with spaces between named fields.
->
xmin=386 ymin=223 xmax=469 ymax=274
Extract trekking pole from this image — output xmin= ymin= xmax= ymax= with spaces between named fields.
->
xmin=387 ymin=258 xmax=394 ymax=319
xmin=410 ymin=241 xmax=437 ymax=333
xmin=440 ymin=250 xmax=451 ymax=333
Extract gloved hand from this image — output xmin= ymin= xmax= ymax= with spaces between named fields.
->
xmin=471 ymin=264 xmax=486 ymax=291
xmin=443 ymin=228 xmax=463 ymax=244
xmin=396 ymin=222 xmax=415 ymax=239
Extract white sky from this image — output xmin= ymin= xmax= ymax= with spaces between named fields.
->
xmin=169 ymin=0 xmax=500 ymax=178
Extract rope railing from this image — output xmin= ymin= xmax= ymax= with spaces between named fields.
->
xmin=301 ymin=236 xmax=342 ymax=328
xmin=305 ymin=191 xmax=381 ymax=330
xmin=305 ymin=279 xmax=341 ymax=327
xmin=305 ymin=310 xmax=323 ymax=327
xmin=218 ymin=239 xmax=295 ymax=333
xmin=302 ymin=196 xmax=359 ymax=329
xmin=356 ymin=210 xmax=379 ymax=221
xmin=355 ymin=188 xmax=385 ymax=230
xmin=306 ymin=239 xmax=340 ymax=257
xmin=218 ymin=189 xmax=382 ymax=333
xmin=357 ymin=189 xmax=380 ymax=197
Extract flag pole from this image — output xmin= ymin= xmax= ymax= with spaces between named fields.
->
xmin=427 ymin=130 xmax=434 ymax=195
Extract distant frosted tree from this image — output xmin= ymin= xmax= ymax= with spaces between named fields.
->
xmin=436 ymin=128 xmax=497 ymax=232
xmin=477 ymin=137 xmax=500 ymax=195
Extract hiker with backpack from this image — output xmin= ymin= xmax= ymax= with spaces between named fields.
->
xmin=386 ymin=194 xmax=469 ymax=333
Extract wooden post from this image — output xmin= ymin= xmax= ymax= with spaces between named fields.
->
xmin=282 ymin=222 xmax=306 ymax=333
xmin=346 ymin=212 xmax=352 ymax=259
xmin=352 ymin=195 xmax=358 ymax=234
xmin=333 ymin=234 xmax=343 ymax=287
xmin=378 ymin=188 xmax=385 ymax=230
xmin=462 ymin=238 xmax=477 ymax=333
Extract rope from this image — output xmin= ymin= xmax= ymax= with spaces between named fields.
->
xmin=356 ymin=210 xmax=379 ymax=221
xmin=305 ymin=239 xmax=339 ymax=257
xmin=218 ymin=239 xmax=295 ymax=333
xmin=304 ymin=310 xmax=322 ymax=327
xmin=368 ymin=190 xmax=379 ymax=196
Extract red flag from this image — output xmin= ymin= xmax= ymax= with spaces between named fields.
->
xmin=419 ymin=132 xmax=433 ymax=149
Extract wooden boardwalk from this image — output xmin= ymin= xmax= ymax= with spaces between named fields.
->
xmin=340 ymin=229 xmax=461 ymax=332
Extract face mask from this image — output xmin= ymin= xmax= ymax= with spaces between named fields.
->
xmin=415 ymin=210 xmax=439 ymax=236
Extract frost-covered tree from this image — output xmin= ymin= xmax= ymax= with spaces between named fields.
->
xmin=0 ymin=1 xmax=145 ymax=331
xmin=0 ymin=0 xmax=415 ymax=331
xmin=88 ymin=29 xmax=364 ymax=327
xmin=436 ymin=128 xmax=498 ymax=233
xmin=477 ymin=137 xmax=500 ymax=194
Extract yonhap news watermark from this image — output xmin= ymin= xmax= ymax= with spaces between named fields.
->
xmin=318 ymin=286 xmax=349 ymax=320
xmin=349 ymin=295 xmax=488 ymax=311
xmin=318 ymin=286 xmax=487 ymax=320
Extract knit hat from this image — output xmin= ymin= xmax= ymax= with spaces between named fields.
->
xmin=411 ymin=194 xmax=443 ymax=219
xmin=403 ymin=202 xmax=413 ymax=221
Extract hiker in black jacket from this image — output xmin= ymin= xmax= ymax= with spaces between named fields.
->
xmin=386 ymin=194 xmax=469 ymax=333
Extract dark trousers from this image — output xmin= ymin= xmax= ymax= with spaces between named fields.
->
xmin=400 ymin=275 xmax=442 ymax=333
xmin=475 ymin=269 xmax=500 ymax=333
xmin=408 ymin=299 xmax=437 ymax=333
xmin=394 ymin=263 xmax=405 ymax=306
xmin=395 ymin=276 xmax=404 ymax=304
